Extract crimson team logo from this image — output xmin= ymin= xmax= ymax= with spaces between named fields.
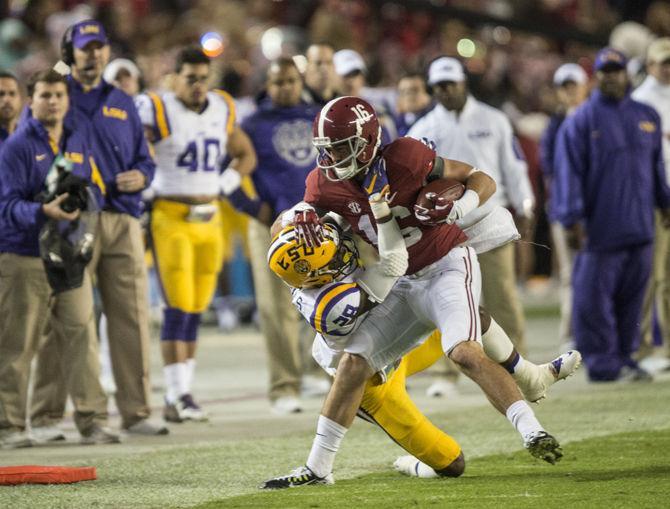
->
xmin=348 ymin=201 xmax=362 ymax=214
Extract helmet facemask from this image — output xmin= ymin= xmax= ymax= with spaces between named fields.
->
xmin=313 ymin=126 xmax=381 ymax=181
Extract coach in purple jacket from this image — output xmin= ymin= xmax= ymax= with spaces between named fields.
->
xmin=553 ymin=47 xmax=670 ymax=382
xmin=0 ymin=70 xmax=117 ymax=448
xmin=30 ymin=20 xmax=167 ymax=437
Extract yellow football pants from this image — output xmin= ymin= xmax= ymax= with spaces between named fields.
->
xmin=359 ymin=331 xmax=462 ymax=471
xmin=151 ymin=199 xmax=224 ymax=314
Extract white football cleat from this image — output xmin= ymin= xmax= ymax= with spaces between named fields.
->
xmin=31 ymin=425 xmax=66 ymax=443
xmin=524 ymin=431 xmax=563 ymax=464
xmin=271 ymin=396 xmax=303 ymax=415
xmin=519 ymin=350 xmax=582 ymax=403
xmin=393 ymin=455 xmax=439 ymax=478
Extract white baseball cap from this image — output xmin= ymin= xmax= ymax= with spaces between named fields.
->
xmin=427 ymin=57 xmax=465 ymax=86
xmin=553 ymin=63 xmax=587 ymax=86
xmin=103 ymin=58 xmax=140 ymax=83
xmin=333 ymin=49 xmax=366 ymax=77
xmin=647 ymin=37 xmax=670 ymax=64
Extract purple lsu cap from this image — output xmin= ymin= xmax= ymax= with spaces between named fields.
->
xmin=71 ymin=20 xmax=108 ymax=49
xmin=593 ymin=47 xmax=627 ymax=72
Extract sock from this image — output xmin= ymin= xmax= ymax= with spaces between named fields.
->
xmin=505 ymin=400 xmax=544 ymax=441
xmin=173 ymin=362 xmax=189 ymax=398
xmin=163 ymin=363 xmax=183 ymax=404
xmin=414 ymin=460 xmax=439 ymax=478
xmin=306 ymin=415 xmax=348 ymax=478
xmin=185 ymin=358 xmax=196 ymax=393
xmin=482 ymin=319 xmax=514 ymax=363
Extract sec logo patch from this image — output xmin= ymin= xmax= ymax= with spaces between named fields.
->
xmin=348 ymin=201 xmax=362 ymax=215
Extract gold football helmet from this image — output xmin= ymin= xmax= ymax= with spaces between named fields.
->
xmin=268 ymin=223 xmax=359 ymax=288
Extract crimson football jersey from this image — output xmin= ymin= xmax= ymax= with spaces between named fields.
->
xmin=304 ymin=137 xmax=467 ymax=275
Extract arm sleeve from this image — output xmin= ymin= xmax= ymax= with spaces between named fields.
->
xmin=0 ymin=145 xmax=45 ymax=230
xmin=498 ymin=116 xmax=535 ymax=213
xmin=553 ymin=114 xmax=587 ymax=227
xmin=128 ymin=98 xmax=156 ymax=185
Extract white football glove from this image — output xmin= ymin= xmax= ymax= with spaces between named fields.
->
xmin=445 ymin=190 xmax=480 ymax=225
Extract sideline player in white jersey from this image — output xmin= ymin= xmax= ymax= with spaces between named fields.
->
xmin=262 ymin=157 xmax=580 ymax=487
xmin=136 ymin=45 xmax=256 ymax=422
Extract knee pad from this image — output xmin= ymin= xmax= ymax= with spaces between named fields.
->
xmin=184 ymin=313 xmax=201 ymax=342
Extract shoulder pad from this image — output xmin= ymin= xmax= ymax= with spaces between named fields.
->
xmin=309 ymin=282 xmax=362 ymax=337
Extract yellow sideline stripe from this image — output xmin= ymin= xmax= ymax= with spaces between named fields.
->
xmin=148 ymin=92 xmax=170 ymax=139
xmin=214 ymin=89 xmax=236 ymax=134
xmin=313 ymin=283 xmax=357 ymax=333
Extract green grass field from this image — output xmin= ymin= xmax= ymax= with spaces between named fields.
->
xmin=3 ymin=378 xmax=669 ymax=509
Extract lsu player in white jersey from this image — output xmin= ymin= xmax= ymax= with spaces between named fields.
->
xmin=263 ymin=173 xmax=580 ymax=487
xmin=136 ymin=46 xmax=256 ymax=422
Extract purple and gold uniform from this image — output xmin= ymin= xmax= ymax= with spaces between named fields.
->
xmin=136 ymin=90 xmax=236 ymax=339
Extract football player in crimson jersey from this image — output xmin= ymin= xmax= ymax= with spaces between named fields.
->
xmin=261 ymin=97 xmax=565 ymax=489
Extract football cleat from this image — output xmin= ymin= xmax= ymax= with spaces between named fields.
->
xmin=164 ymin=394 xmax=208 ymax=423
xmin=524 ymin=431 xmax=563 ymax=464
xmin=519 ymin=350 xmax=582 ymax=403
xmin=260 ymin=466 xmax=334 ymax=489
xmin=393 ymin=456 xmax=439 ymax=478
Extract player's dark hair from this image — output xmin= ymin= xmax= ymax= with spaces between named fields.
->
xmin=27 ymin=69 xmax=68 ymax=97
xmin=268 ymin=56 xmax=299 ymax=74
xmin=175 ymin=45 xmax=211 ymax=73
xmin=0 ymin=70 xmax=19 ymax=83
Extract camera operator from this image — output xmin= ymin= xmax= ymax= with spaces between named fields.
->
xmin=0 ymin=69 xmax=118 ymax=448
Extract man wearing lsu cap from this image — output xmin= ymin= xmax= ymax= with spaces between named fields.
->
xmin=31 ymin=20 xmax=166 ymax=436
xmin=540 ymin=63 xmax=589 ymax=351
xmin=633 ymin=38 xmax=670 ymax=372
xmin=554 ymin=47 xmax=670 ymax=382
xmin=408 ymin=56 xmax=534 ymax=397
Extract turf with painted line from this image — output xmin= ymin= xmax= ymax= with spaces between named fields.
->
xmin=197 ymin=428 xmax=670 ymax=509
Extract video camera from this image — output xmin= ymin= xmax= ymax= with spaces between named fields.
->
xmin=37 ymin=154 xmax=90 ymax=213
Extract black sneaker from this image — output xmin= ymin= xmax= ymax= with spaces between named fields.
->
xmin=524 ymin=431 xmax=563 ymax=464
xmin=260 ymin=466 xmax=334 ymax=489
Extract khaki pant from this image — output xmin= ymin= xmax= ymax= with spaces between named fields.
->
xmin=32 ymin=212 xmax=152 ymax=428
xmin=550 ymin=222 xmax=576 ymax=346
xmin=248 ymin=219 xmax=308 ymax=401
xmin=0 ymin=254 xmax=107 ymax=434
xmin=640 ymin=212 xmax=670 ymax=358
xmin=479 ymin=242 xmax=526 ymax=354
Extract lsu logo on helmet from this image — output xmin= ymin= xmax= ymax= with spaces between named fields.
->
xmin=268 ymin=223 xmax=358 ymax=288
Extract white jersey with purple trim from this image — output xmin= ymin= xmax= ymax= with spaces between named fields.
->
xmin=135 ymin=89 xmax=236 ymax=196
xmin=291 ymin=268 xmax=367 ymax=349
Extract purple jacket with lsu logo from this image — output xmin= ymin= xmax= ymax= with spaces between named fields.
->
xmin=0 ymin=117 xmax=96 ymax=256
xmin=66 ymin=76 xmax=155 ymax=217
xmin=553 ymin=89 xmax=670 ymax=251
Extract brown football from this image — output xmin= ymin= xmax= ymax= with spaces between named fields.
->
xmin=415 ymin=178 xmax=465 ymax=216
